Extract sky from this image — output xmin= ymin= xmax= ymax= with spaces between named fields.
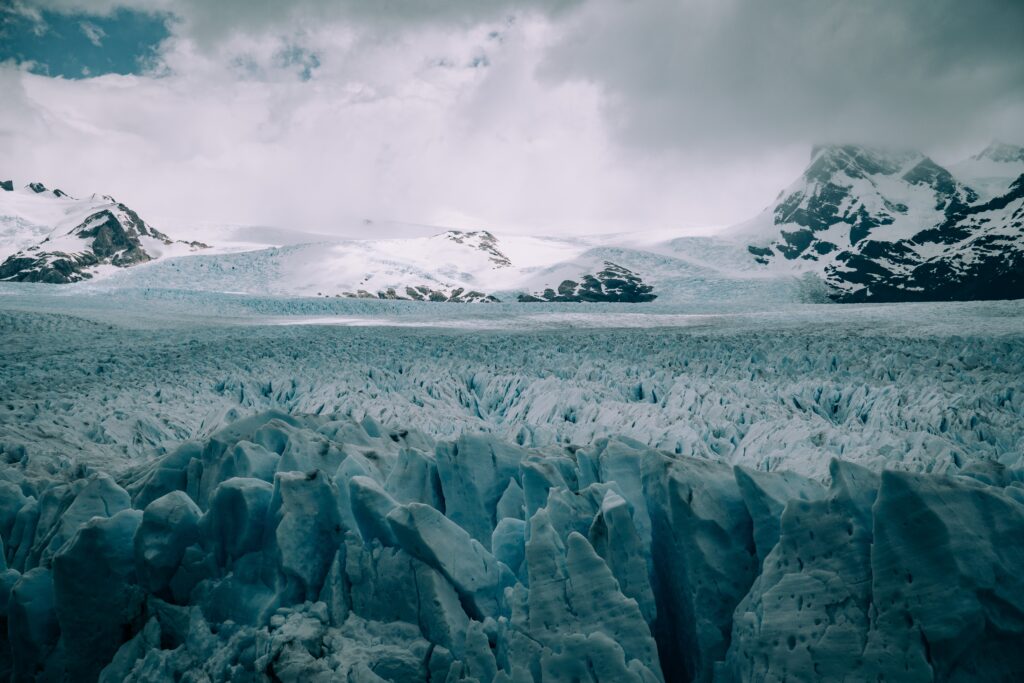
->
xmin=1 ymin=0 xmax=1023 ymax=237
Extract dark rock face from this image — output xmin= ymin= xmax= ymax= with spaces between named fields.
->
xmin=341 ymin=286 xmax=500 ymax=303
xmin=518 ymin=262 xmax=657 ymax=303
xmin=78 ymin=210 xmax=154 ymax=266
xmin=901 ymin=158 xmax=977 ymax=214
xmin=827 ymin=174 xmax=1024 ymax=302
xmin=0 ymin=181 xmax=12 ymax=192
xmin=749 ymin=144 xmax=1024 ymax=302
xmin=0 ymin=253 xmax=102 ymax=284
xmin=765 ymin=146 xmax=921 ymax=262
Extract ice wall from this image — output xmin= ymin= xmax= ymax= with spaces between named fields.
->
xmin=1 ymin=411 xmax=1022 ymax=681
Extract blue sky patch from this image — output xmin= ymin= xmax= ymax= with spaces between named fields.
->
xmin=0 ymin=7 xmax=170 ymax=78
xmin=276 ymin=44 xmax=320 ymax=82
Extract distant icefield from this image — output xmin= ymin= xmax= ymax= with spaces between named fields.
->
xmin=1 ymin=288 xmax=1023 ymax=681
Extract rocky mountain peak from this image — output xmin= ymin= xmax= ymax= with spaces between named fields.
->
xmin=900 ymin=157 xmax=978 ymax=211
xmin=6 ymin=181 xmax=73 ymax=198
xmin=518 ymin=261 xmax=657 ymax=303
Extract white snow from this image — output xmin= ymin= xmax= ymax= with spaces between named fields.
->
xmin=0 ymin=183 xmax=103 ymax=260
xmin=950 ymin=142 xmax=1024 ymax=201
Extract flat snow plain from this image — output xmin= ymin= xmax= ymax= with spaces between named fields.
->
xmin=2 ymin=286 xmax=1024 ymax=682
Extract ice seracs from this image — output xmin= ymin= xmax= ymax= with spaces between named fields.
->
xmin=0 ymin=409 xmax=1021 ymax=681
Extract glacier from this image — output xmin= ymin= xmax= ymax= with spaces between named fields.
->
xmin=0 ymin=291 xmax=1023 ymax=681
xmin=1 ymin=413 xmax=1023 ymax=681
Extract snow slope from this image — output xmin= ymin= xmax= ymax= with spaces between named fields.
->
xmin=6 ymin=142 xmax=1022 ymax=303
xmin=950 ymin=140 xmax=1024 ymax=201
xmin=0 ymin=181 xmax=102 ymax=261
xmin=85 ymin=227 xmax=802 ymax=305
xmin=0 ymin=181 xmax=207 ymax=283
xmin=0 ymin=182 xmax=783 ymax=304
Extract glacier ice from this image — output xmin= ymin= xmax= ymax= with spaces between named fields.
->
xmin=724 ymin=461 xmax=1024 ymax=682
xmin=134 ymin=491 xmax=201 ymax=595
xmin=0 ymin=301 xmax=1023 ymax=680
xmin=53 ymin=509 xmax=144 ymax=682
xmin=0 ymin=408 xmax=1019 ymax=681
xmin=5 ymin=299 xmax=1024 ymax=484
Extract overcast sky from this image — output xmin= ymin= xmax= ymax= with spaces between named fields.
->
xmin=2 ymin=0 xmax=1023 ymax=237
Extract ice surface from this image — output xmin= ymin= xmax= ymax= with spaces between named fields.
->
xmin=0 ymin=406 xmax=1019 ymax=681
xmin=3 ymin=293 xmax=1022 ymax=481
xmin=0 ymin=294 xmax=1023 ymax=680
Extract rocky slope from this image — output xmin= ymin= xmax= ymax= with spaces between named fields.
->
xmin=740 ymin=142 xmax=1024 ymax=302
xmin=342 ymin=284 xmax=500 ymax=303
xmin=517 ymin=262 xmax=657 ymax=302
xmin=0 ymin=181 xmax=206 ymax=283
xmin=0 ymin=410 xmax=1021 ymax=682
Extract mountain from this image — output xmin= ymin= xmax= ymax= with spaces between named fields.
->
xmin=91 ymin=227 xmax=696 ymax=303
xmin=14 ymin=143 xmax=1018 ymax=303
xmin=517 ymin=261 xmax=657 ymax=302
xmin=0 ymin=181 xmax=207 ymax=283
xmin=737 ymin=143 xmax=1024 ymax=302
xmin=331 ymin=231 xmax=659 ymax=303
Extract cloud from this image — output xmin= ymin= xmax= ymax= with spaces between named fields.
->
xmin=539 ymin=0 xmax=1024 ymax=157
xmin=16 ymin=0 xmax=582 ymax=47
xmin=79 ymin=20 xmax=105 ymax=46
xmin=1 ymin=0 xmax=1022 ymax=236
xmin=5 ymin=15 xmax=714 ymax=235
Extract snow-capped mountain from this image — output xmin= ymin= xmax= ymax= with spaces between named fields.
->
xmin=94 ymin=227 xmax=694 ymax=303
xmin=9 ymin=143 xmax=1019 ymax=304
xmin=2 ymin=190 xmax=776 ymax=303
xmin=0 ymin=181 xmax=207 ymax=283
xmin=736 ymin=143 xmax=1024 ymax=302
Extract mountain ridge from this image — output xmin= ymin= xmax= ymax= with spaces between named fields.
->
xmin=3 ymin=145 xmax=1023 ymax=304
xmin=739 ymin=142 xmax=1024 ymax=302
